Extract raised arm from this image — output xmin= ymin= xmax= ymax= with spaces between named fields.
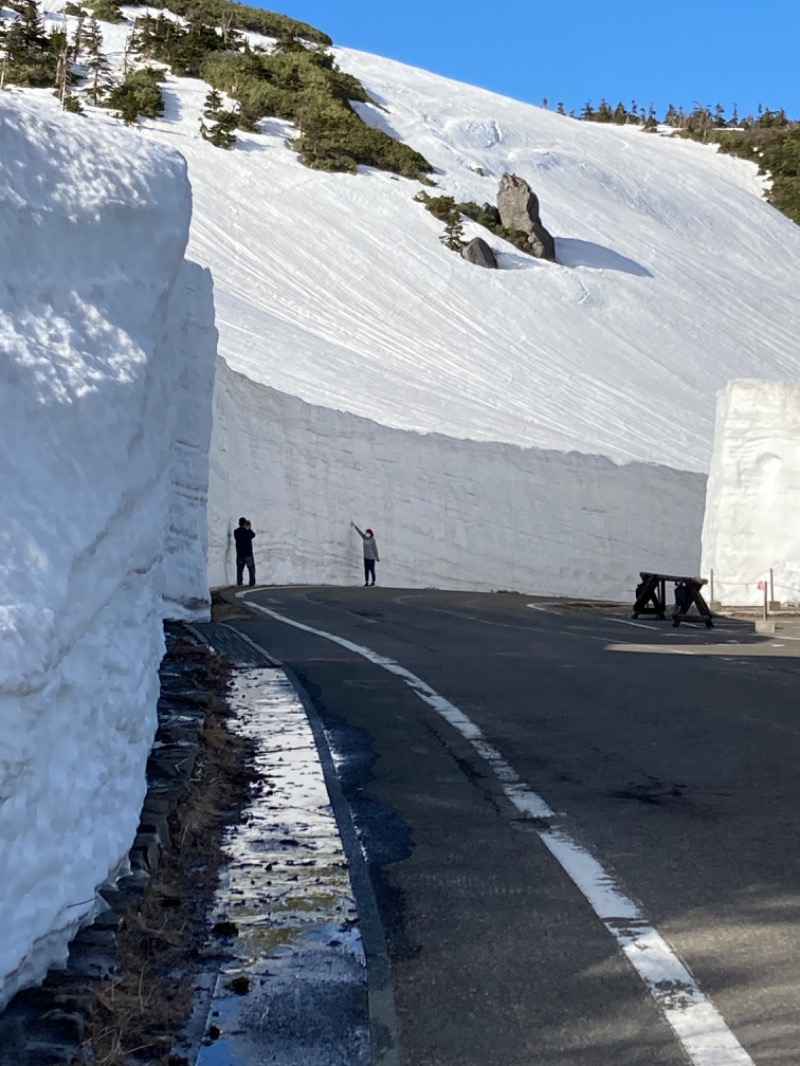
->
xmin=351 ymin=521 xmax=366 ymax=540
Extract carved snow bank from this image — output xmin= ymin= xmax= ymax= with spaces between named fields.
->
xmin=0 ymin=97 xmax=215 ymax=1008
xmin=208 ymin=360 xmax=705 ymax=602
xmin=701 ymin=381 xmax=800 ymax=606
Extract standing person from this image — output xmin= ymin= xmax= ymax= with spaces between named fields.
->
xmin=352 ymin=521 xmax=379 ymax=586
xmin=234 ymin=517 xmax=256 ymax=587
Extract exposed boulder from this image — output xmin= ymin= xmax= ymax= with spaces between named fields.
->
xmin=461 ymin=237 xmax=497 ymax=269
xmin=497 ymin=173 xmax=541 ymax=230
xmin=527 ymin=221 xmax=556 ymax=261
xmin=496 ymin=173 xmax=556 ymax=261
xmin=481 ymin=202 xmax=501 ymax=227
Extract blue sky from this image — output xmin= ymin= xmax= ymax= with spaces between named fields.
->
xmin=274 ymin=0 xmax=800 ymax=121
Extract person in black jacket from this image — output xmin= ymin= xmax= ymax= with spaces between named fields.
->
xmin=234 ymin=517 xmax=256 ymax=587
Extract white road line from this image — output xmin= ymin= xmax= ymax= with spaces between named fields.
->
xmin=239 ymin=593 xmax=755 ymax=1066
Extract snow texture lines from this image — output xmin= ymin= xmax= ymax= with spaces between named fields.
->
xmin=240 ymin=595 xmax=755 ymax=1066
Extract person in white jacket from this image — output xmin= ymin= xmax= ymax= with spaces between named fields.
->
xmin=351 ymin=522 xmax=379 ymax=586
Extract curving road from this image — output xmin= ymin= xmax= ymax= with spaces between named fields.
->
xmin=229 ymin=587 xmax=800 ymax=1066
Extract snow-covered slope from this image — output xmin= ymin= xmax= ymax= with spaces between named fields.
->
xmin=19 ymin=8 xmax=800 ymax=597
xmin=0 ymin=96 xmax=215 ymax=1007
xmin=142 ymin=56 xmax=800 ymax=476
xmin=5 ymin=0 xmax=799 ymax=596
xmin=51 ymin=17 xmax=791 ymax=594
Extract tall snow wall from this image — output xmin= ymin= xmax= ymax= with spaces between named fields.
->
xmin=0 ymin=99 xmax=216 ymax=1007
xmin=209 ymin=359 xmax=706 ymax=601
xmin=701 ymin=380 xmax=800 ymax=607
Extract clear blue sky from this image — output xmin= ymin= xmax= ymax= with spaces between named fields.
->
xmin=270 ymin=0 xmax=800 ymax=120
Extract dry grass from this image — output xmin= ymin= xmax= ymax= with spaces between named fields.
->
xmin=211 ymin=602 xmax=254 ymax=622
xmin=210 ymin=588 xmax=254 ymax=623
xmin=77 ymin=643 xmax=256 ymax=1066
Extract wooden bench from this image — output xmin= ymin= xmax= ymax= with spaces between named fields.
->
xmin=633 ymin=572 xmax=713 ymax=628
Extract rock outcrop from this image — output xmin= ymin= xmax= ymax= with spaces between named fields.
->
xmin=461 ymin=237 xmax=497 ymax=269
xmin=497 ymin=173 xmax=556 ymax=261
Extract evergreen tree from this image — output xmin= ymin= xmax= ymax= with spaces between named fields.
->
xmin=199 ymin=87 xmax=238 ymax=147
xmin=595 ymin=98 xmax=613 ymax=122
xmin=69 ymin=13 xmax=84 ymax=63
xmin=85 ymin=18 xmax=108 ymax=104
xmin=106 ymin=65 xmax=163 ymax=123
xmin=89 ymin=0 xmax=123 ymax=23
xmin=7 ymin=0 xmax=47 ymax=53
xmin=440 ymin=213 xmax=465 ymax=252
xmin=556 ymin=101 xmax=565 ymax=115
xmin=4 ymin=0 xmax=55 ymax=85
xmin=642 ymin=102 xmax=658 ymax=131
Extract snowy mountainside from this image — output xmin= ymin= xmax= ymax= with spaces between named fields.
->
xmin=136 ymin=46 xmax=800 ymax=475
xmin=27 ymin=2 xmax=800 ymax=476
xmin=132 ymin=40 xmax=797 ymax=591
xmin=21 ymin=0 xmax=795 ymax=592
xmin=0 ymin=95 xmax=215 ymax=1007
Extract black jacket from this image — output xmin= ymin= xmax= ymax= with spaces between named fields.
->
xmin=234 ymin=527 xmax=255 ymax=558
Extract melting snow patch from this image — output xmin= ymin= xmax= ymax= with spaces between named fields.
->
xmin=188 ymin=668 xmax=369 ymax=1066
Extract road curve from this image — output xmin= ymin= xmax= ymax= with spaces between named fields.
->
xmin=229 ymin=587 xmax=800 ymax=1066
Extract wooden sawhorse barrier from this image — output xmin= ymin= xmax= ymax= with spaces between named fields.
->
xmin=632 ymin=572 xmax=713 ymax=628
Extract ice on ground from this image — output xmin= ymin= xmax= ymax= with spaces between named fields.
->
xmin=0 ymin=96 xmax=215 ymax=1007
xmin=701 ymin=381 xmax=800 ymax=607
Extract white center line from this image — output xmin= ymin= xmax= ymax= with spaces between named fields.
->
xmin=240 ymin=593 xmax=755 ymax=1066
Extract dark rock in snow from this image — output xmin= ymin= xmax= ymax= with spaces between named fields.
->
xmin=497 ymin=173 xmax=556 ymax=261
xmin=481 ymin=202 xmax=501 ymax=226
xmin=528 ymin=220 xmax=556 ymax=261
xmin=461 ymin=237 xmax=498 ymax=269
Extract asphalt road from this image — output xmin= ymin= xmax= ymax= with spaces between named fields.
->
xmin=229 ymin=587 xmax=800 ymax=1066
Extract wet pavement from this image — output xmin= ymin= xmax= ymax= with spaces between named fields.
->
xmin=174 ymin=661 xmax=370 ymax=1066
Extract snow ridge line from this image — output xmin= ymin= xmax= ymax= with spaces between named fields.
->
xmin=239 ymin=593 xmax=755 ymax=1066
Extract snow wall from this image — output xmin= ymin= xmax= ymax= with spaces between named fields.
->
xmin=209 ymin=359 xmax=706 ymax=602
xmin=0 ymin=99 xmax=216 ymax=1008
xmin=701 ymin=380 xmax=800 ymax=607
